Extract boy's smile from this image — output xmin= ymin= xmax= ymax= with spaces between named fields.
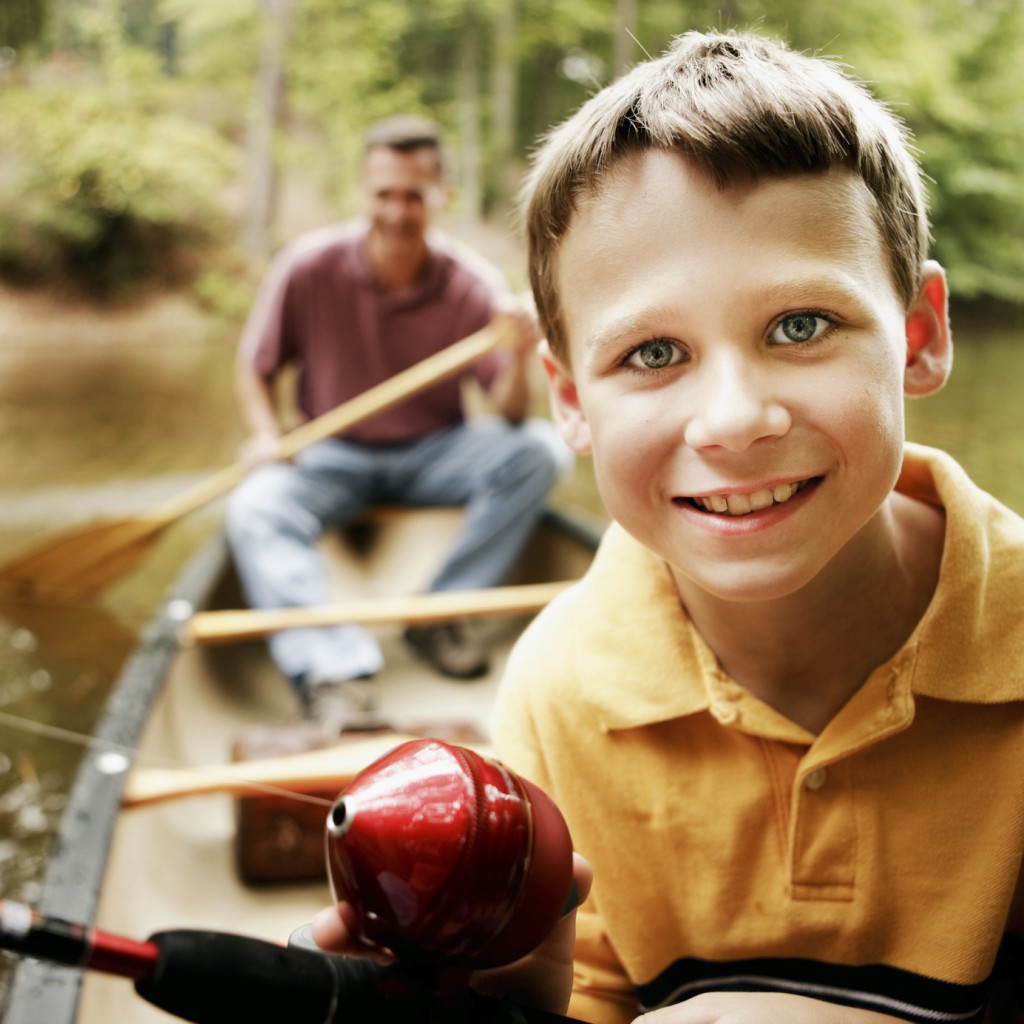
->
xmin=680 ymin=477 xmax=810 ymax=516
xmin=546 ymin=149 xmax=949 ymax=606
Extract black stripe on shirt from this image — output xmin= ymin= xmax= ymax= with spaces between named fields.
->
xmin=636 ymin=956 xmax=988 ymax=1023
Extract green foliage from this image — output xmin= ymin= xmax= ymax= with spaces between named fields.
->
xmin=629 ymin=0 xmax=1024 ymax=306
xmin=192 ymin=260 xmax=261 ymax=321
xmin=887 ymin=2 xmax=1024 ymax=303
xmin=0 ymin=83 xmax=236 ymax=294
xmin=287 ymin=0 xmax=423 ymax=208
xmin=4 ymin=0 xmax=1023 ymax=309
xmin=0 ymin=0 xmax=47 ymax=51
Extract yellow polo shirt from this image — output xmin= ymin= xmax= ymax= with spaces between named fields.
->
xmin=494 ymin=444 xmax=1024 ymax=1024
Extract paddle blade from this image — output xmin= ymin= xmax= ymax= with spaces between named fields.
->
xmin=0 ymin=517 xmax=167 ymax=600
xmin=0 ymin=320 xmax=510 ymax=601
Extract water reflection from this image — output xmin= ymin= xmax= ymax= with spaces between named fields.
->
xmin=905 ymin=324 xmax=1024 ymax=511
xmin=0 ymin=295 xmax=240 ymax=1010
xmin=0 ymin=601 xmax=137 ymax=934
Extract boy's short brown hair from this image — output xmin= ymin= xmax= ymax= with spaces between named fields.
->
xmin=524 ymin=31 xmax=930 ymax=360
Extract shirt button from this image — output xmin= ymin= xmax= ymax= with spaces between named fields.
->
xmin=711 ymin=702 xmax=740 ymax=725
xmin=804 ymin=767 xmax=828 ymax=791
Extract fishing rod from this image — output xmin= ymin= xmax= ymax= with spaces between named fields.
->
xmin=0 ymin=738 xmax=588 ymax=1024
xmin=0 ymin=899 xmax=581 ymax=1023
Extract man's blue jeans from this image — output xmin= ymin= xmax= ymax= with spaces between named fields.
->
xmin=225 ymin=418 xmax=569 ymax=687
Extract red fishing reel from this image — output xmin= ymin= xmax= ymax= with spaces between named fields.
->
xmin=324 ymin=738 xmax=574 ymax=968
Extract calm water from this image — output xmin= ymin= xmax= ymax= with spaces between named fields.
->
xmin=0 ymin=300 xmax=1021 ymax=1010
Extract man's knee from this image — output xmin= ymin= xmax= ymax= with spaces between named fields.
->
xmin=499 ymin=422 xmax=568 ymax=498
xmin=517 ymin=419 xmax=573 ymax=491
xmin=226 ymin=466 xmax=317 ymax=544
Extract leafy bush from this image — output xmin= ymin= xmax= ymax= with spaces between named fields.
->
xmin=0 ymin=84 xmax=237 ymax=294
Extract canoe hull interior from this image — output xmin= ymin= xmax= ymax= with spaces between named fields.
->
xmin=6 ymin=507 xmax=600 ymax=1024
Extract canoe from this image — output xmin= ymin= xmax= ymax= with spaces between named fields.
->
xmin=4 ymin=506 xmax=601 ymax=1023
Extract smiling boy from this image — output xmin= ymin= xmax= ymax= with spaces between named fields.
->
xmin=311 ymin=29 xmax=1024 ymax=1024
xmin=489 ymin=29 xmax=1024 ymax=1024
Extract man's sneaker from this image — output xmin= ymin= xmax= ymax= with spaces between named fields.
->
xmin=306 ymin=675 xmax=383 ymax=734
xmin=403 ymin=623 xmax=489 ymax=680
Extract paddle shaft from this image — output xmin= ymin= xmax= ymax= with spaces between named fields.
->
xmin=182 ymin=580 xmax=571 ymax=645
xmin=0 ymin=318 xmax=511 ymax=596
xmin=152 ymin=318 xmax=512 ymax=521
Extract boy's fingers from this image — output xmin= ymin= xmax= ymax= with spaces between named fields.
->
xmin=310 ymin=904 xmax=349 ymax=951
xmin=312 ymin=855 xmax=591 ymax=963
xmin=572 ymin=852 xmax=594 ymax=905
xmin=311 ymin=902 xmax=397 ymax=964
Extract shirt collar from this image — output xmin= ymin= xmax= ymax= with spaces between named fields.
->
xmin=572 ymin=443 xmax=1024 ymax=732
xmin=572 ymin=524 xmax=712 ymax=730
xmin=898 ymin=442 xmax=1024 ymax=703
xmin=346 ymin=220 xmax=448 ymax=304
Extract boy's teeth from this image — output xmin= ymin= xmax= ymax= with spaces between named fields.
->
xmin=726 ymin=493 xmax=751 ymax=515
xmin=697 ymin=481 xmax=801 ymax=516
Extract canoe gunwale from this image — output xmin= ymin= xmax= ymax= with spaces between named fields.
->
xmin=4 ymin=533 xmax=230 ymax=1024
xmin=3 ymin=508 xmax=604 ymax=1023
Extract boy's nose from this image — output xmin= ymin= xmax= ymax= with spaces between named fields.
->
xmin=683 ymin=356 xmax=791 ymax=452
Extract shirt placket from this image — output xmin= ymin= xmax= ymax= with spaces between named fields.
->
xmin=787 ymin=659 xmax=916 ymax=902
xmin=704 ymin=656 xmax=916 ymax=904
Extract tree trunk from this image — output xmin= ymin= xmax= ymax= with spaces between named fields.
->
xmin=490 ymin=0 xmax=518 ymax=209
xmin=456 ymin=17 xmax=483 ymax=227
xmin=613 ymin=0 xmax=638 ymax=77
xmin=243 ymin=0 xmax=295 ymax=262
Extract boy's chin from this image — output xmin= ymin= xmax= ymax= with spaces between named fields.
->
xmin=663 ymin=552 xmax=824 ymax=607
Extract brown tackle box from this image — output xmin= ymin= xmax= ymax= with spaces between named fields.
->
xmin=232 ymin=720 xmax=487 ymax=885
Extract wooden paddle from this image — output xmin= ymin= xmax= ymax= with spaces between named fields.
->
xmin=121 ymin=731 xmax=493 ymax=808
xmin=181 ymin=580 xmax=572 ymax=645
xmin=0 ymin=319 xmax=513 ymax=600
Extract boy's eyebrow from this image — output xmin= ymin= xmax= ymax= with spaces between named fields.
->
xmin=752 ymin=273 xmax=865 ymax=306
xmin=581 ymin=306 xmax=681 ymax=353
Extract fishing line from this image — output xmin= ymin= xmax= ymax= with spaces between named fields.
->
xmin=0 ymin=708 xmax=335 ymax=809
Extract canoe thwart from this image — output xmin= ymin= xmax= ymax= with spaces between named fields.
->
xmin=121 ymin=726 xmax=492 ymax=810
xmin=180 ymin=580 xmax=574 ymax=645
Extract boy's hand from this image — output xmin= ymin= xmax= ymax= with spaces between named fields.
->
xmin=638 ymin=992 xmax=904 ymax=1023
xmin=309 ymin=898 xmax=395 ymax=964
xmin=310 ymin=852 xmax=593 ymax=1016
xmin=466 ymin=852 xmax=593 ymax=1013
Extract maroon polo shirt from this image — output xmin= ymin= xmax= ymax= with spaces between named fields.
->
xmin=240 ymin=220 xmax=504 ymax=444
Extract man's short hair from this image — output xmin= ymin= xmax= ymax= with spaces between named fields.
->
xmin=364 ymin=115 xmax=444 ymax=174
xmin=523 ymin=31 xmax=930 ymax=360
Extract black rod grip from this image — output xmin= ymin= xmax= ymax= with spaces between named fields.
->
xmin=136 ymin=929 xmax=586 ymax=1024
xmin=136 ymin=930 xmax=350 ymax=1023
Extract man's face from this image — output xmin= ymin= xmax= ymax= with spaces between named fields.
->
xmin=545 ymin=149 xmax=946 ymax=606
xmin=362 ymin=145 xmax=445 ymax=253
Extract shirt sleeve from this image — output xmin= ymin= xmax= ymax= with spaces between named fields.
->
xmin=238 ymin=244 xmax=302 ymax=379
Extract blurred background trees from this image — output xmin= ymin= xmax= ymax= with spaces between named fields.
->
xmin=1 ymin=0 xmax=1022 ymax=310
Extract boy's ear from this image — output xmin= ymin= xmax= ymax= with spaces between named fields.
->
xmin=904 ymin=260 xmax=953 ymax=397
xmin=539 ymin=339 xmax=593 ymax=455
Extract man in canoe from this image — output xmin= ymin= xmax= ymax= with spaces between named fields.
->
xmin=315 ymin=29 xmax=1024 ymax=1024
xmin=226 ymin=115 xmax=565 ymax=729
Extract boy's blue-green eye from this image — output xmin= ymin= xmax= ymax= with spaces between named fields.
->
xmin=774 ymin=313 xmax=829 ymax=344
xmin=634 ymin=339 xmax=678 ymax=368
